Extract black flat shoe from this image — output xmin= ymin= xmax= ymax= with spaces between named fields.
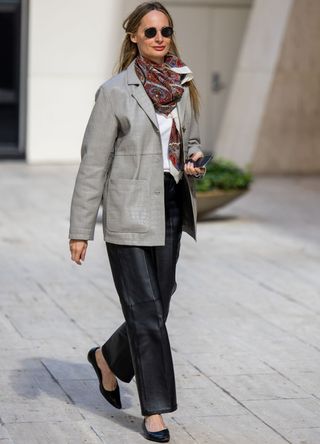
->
xmin=87 ymin=346 xmax=122 ymax=409
xmin=142 ymin=418 xmax=170 ymax=443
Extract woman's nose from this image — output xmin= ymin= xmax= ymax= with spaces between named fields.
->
xmin=155 ymin=30 xmax=164 ymax=43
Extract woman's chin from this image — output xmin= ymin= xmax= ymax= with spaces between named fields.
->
xmin=145 ymin=51 xmax=169 ymax=64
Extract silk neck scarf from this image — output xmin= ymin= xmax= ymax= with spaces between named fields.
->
xmin=134 ymin=54 xmax=187 ymax=170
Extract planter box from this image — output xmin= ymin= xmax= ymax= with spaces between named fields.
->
xmin=196 ymin=188 xmax=248 ymax=218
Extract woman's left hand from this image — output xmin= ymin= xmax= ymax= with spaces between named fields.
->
xmin=184 ymin=151 xmax=205 ymax=176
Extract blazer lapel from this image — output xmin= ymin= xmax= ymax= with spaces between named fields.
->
xmin=127 ymin=61 xmax=159 ymax=130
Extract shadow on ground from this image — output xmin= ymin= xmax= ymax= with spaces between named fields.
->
xmin=13 ymin=358 xmax=142 ymax=434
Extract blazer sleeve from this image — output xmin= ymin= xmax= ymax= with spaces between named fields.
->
xmin=187 ymin=107 xmax=202 ymax=158
xmin=68 ymin=86 xmax=118 ymax=240
xmin=187 ymin=104 xmax=206 ymax=180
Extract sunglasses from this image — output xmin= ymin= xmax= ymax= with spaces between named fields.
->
xmin=144 ymin=26 xmax=174 ymax=39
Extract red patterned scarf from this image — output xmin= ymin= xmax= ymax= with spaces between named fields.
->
xmin=135 ymin=54 xmax=186 ymax=169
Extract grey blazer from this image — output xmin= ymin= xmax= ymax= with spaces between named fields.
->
xmin=68 ymin=59 xmax=203 ymax=246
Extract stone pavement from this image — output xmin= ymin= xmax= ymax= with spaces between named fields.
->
xmin=1 ymin=161 xmax=320 ymax=444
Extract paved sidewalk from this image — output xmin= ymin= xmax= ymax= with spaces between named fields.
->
xmin=1 ymin=161 xmax=320 ymax=444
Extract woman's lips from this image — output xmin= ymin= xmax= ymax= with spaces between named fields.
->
xmin=153 ymin=46 xmax=166 ymax=51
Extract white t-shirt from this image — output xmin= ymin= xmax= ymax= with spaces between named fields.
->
xmin=155 ymin=107 xmax=180 ymax=172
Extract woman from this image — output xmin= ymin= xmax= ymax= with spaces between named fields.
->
xmin=69 ymin=2 xmax=205 ymax=442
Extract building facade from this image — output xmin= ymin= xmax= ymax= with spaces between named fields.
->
xmin=1 ymin=0 xmax=319 ymax=173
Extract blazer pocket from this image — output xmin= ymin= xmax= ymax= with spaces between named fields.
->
xmin=106 ymin=178 xmax=150 ymax=233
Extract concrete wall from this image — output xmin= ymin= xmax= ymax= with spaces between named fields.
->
xmin=252 ymin=0 xmax=320 ymax=173
xmin=217 ymin=0 xmax=320 ymax=174
xmin=215 ymin=0 xmax=293 ymax=169
xmin=26 ymin=0 xmax=124 ymax=163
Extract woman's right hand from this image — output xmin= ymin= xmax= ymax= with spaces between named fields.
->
xmin=69 ymin=239 xmax=88 ymax=265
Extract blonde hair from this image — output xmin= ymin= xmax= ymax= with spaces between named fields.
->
xmin=114 ymin=1 xmax=200 ymax=118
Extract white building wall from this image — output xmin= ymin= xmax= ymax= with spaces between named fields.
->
xmin=27 ymin=0 xmax=124 ymax=163
xmin=215 ymin=0 xmax=293 ymax=168
xmin=26 ymin=0 xmax=256 ymax=164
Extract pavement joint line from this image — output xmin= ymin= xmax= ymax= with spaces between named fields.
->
xmin=39 ymin=276 xmax=121 ymax=346
xmin=201 ymin=251 xmax=319 ymax=315
xmin=236 ymin=397 xmax=311 ymax=401
xmin=34 ymin=278 xmax=99 ymax=345
xmin=3 ymin=314 xmax=24 ymax=339
xmin=293 ymin=426 xmax=320 ymax=429
xmin=254 ymin=250 xmax=320 ymax=272
xmin=258 ymin=281 xmax=316 ymax=314
xmin=222 ymin=259 xmax=314 ymax=314
xmin=256 ymin=249 xmax=320 ymax=280
xmin=262 ymin=361 xmax=320 ymax=402
xmin=178 ymin=414 xmax=251 ymax=417
xmin=88 ymin=278 xmax=123 ymax=311
xmin=189 ymin=363 xmax=293 ymax=444
xmin=40 ymin=360 xmax=87 ymax=423
xmin=232 ymin=299 xmax=320 ymax=354
xmin=89 ymin=425 xmax=104 ymax=442
xmin=35 ymin=282 xmax=48 ymax=295
xmin=171 ymin=416 xmax=197 ymax=442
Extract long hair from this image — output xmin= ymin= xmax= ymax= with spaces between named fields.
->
xmin=114 ymin=1 xmax=200 ymax=118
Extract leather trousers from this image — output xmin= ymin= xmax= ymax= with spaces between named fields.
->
xmin=102 ymin=173 xmax=183 ymax=416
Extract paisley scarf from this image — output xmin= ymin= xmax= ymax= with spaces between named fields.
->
xmin=135 ymin=54 xmax=187 ymax=169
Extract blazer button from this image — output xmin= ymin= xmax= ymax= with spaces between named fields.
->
xmin=182 ymin=126 xmax=186 ymax=133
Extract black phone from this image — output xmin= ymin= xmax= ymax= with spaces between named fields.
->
xmin=188 ymin=154 xmax=213 ymax=168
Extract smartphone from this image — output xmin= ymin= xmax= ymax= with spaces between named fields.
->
xmin=188 ymin=154 xmax=213 ymax=168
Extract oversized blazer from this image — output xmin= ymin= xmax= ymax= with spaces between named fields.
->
xmin=68 ymin=58 xmax=203 ymax=246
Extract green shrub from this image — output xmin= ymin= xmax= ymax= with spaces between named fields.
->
xmin=196 ymin=157 xmax=253 ymax=192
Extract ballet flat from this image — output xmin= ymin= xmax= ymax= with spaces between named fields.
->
xmin=87 ymin=346 xmax=122 ymax=409
xmin=142 ymin=418 xmax=170 ymax=442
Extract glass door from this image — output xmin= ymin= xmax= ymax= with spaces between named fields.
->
xmin=0 ymin=0 xmax=27 ymax=159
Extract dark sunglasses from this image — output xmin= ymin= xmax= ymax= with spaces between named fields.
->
xmin=144 ymin=26 xmax=173 ymax=39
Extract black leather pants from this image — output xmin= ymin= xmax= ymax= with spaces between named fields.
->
xmin=102 ymin=173 xmax=183 ymax=416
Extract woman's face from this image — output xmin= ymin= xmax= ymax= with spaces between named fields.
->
xmin=130 ymin=10 xmax=172 ymax=64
